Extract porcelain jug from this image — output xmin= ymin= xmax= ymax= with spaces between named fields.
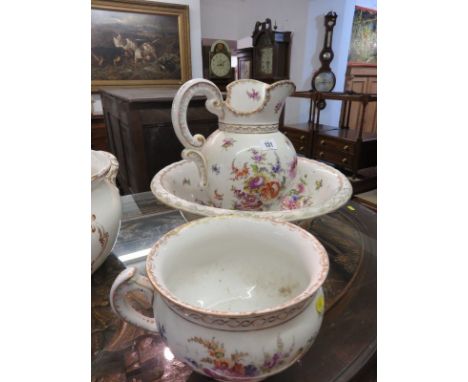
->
xmin=171 ymin=78 xmax=297 ymax=211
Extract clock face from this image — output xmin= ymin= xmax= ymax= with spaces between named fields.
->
xmin=211 ymin=52 xmax=231 ymax=77
xmin=313 ymin=71 xmax=335 ymax=92
xmin=260 ymin=47 xmax=273 ymax=75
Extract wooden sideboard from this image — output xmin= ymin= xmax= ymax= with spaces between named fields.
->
xmin=101 ymin=87 xmax=218 ymax=195
xmin=91 ymin=115 xmax=109 ymax=152
xmin=282 ymin=91 xmax=377 ymax=181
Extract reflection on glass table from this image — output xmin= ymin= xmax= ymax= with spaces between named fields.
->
xmin=92 ymin=192 xmax=376 ymax=382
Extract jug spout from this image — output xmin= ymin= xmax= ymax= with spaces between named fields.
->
xmin=221 ymin=79 xmax=295 ymax=128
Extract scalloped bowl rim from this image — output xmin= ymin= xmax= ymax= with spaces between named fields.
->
xmin=151 ymin=157 xmax=353 ymax=222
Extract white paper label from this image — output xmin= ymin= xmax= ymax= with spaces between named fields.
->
xmin=260 ymin=139 xmax=277 ymax=150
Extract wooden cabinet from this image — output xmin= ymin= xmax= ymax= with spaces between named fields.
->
xmin=283 ymin=91 xmax=376 ymax=182
xmin=280 ymin=123 xmax=312 ymax=157
xmin=101 ymin=88 xmax=218 ymax=195
xmin=91 ymin=115 xmax=109 ymax=152
xmin=341 ymin=66 xmax=377 ymax=134
xmin=312 ymin=127 xmax=377 ymax=173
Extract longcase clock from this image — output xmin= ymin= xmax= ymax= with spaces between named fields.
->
xmin=252 ymin=19 xmax=291 ymax=83
xmin=206 ymin=40 xmax=234 ymax=91
xmin=209 ymin=40 xmax=232 ymax=80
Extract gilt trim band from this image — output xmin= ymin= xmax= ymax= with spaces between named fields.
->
xmin=218 ymin=122 xmax=279 ymax=134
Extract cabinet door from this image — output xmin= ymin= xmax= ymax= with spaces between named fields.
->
xmin=363 ymin=77 xmax=377 ymax=133
xmin=91 ymin=117 xmax=109 ymax=151
xmin=347 ymin=76 xmax=367 ymax=130
xmin=342 ymin=66 xmax=377 ymax=134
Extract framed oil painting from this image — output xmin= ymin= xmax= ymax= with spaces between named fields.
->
xmin=91 ymin=0 xmax=191 ymax=89
xmin=348 ymin=6 xmax=377 ymax=66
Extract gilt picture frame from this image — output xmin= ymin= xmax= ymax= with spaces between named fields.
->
xmin=91 ymin=0 xmax=191 ymax=90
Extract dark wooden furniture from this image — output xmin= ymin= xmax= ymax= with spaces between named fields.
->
xmin=342 ymin=65 xmax=377 ymax=133
xmin=282 ymin=91 xmax=377 ymax=180
xmin=313 ymin=126 xmax=376 ymax=175
xmin=281 ymin=122 xmax=313 ymax=157
xmin=252 ymin=18 xmax=291 ymax=83
xmin=236 ymin=47 xmax=253 ymax=79
xmin=92 ymin=192 xmax=376 ymax=382
xmin=101 ymin=87 xmax=218 ymax=195
xmin=91 ymin=115 xmax=109 ymax=152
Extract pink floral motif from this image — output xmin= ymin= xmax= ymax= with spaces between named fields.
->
xmin=288 ymin=156 xmax=298 ymax=179
xmin=231 ymin=162 xmax=250 ymax=180
xmin=281 ymin=176 xmax=314 ymax=210
xmin=221 ymin=138 xmax=236 ymax=150
xmin=212 ymin=189 xmax=224 ymax=208
xmin=250 ymin=149 xmax=266 ymax=162
xmin=247 ymin=175 xmax=265 ymax=189
xmin=230 ymin=149 xmax=287 ymax=211
xmin=185 ymin=336 xmax=296 ymax=380
xmin=282 ymin=195 xmax=301 ymax=210
xmin=213 ymin=189 xmax=224 ymax=201
xmin=246 ymin=88 xmax=260 ymax=101
xmin=232 ymin=188 xmax=264 ymax=211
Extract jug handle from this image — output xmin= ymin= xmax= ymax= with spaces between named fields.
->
xmin=110 ymin=267 xmax=158 ymax=333
xmin=171 ymin=79 xmax=224 ymax=187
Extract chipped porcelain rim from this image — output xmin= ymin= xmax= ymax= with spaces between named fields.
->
xmin=91 ymin=150 xmax=112 ymax=183
xmin=151 ymin=157 xmax=353 ymax=222
xmin=145 ymin=215 xmax=329 ymax=318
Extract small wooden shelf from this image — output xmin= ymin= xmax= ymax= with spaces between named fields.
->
xmin=292 ymin=90 xmax=376 ymax=103
xmin=316 ymin=126 xmax=376 ymax=143
xmin=283 ymin=90 xmax=377 ymax=181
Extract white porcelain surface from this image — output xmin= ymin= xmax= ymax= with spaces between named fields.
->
xmin=151 ymin=157 xmax=352 ymax=226
xmin=110 ymin=216 xmax=328 ymax=381
xmin=172 ymin=78 xmax=297 ymax=210
xmin=91 ymin=150 xmax=122 ymax=273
